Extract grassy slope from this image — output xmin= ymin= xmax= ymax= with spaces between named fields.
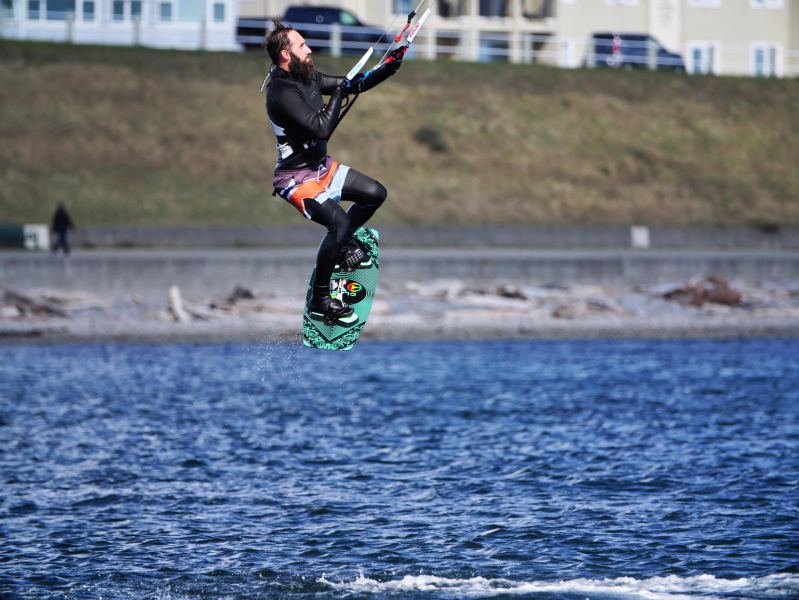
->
xmin=1 ymin=40 xmax=797 ymax=226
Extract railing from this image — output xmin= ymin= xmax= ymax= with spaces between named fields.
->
xmin=237 ymin=20 xmax=799 ymax=76
xmin=237 ymin=21 xmax=682 ymax=69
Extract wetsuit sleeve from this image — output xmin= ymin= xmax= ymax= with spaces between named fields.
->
xmin=319 ymin=73 xmax=345 ymax=94
xmin=275 ymin=85 xmax=345 ymax=140
xmin=352 ymin=60 xmax=400 ymax=94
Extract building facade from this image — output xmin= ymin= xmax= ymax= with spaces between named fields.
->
xmin=0 ymin=0 xmax=239 ymax=49
xmin=556 ymin=0 xmax=798 ymax=76
xmin=239 ymin=0 xmax=798 ymax=77
xmin=2 ymin=0 xmax=795 ymax=74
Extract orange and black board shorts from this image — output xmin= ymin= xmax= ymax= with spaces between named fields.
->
xmin=273 ymin=156 xmax=350 ymax=220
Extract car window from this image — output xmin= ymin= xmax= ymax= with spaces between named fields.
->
xmin=320 ymin=8 xmax=340 ymax=23
xmin=339 ymin=10 xmax=358 ymax=26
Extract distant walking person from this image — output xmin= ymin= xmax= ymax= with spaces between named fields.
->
xmin=51 ymin=203 xmax=74 ymax=256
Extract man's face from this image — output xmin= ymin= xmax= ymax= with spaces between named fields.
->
xmin=285 ymin=29 xmax=315 ymax=79
xmin=286 ymin=29 xmax=312 ymax=66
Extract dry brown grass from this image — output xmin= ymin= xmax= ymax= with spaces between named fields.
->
xmin=1 ymin=40 xmax=797 ymax=226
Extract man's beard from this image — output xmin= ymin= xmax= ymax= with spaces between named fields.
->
xmin=289 ymin=54 xmax=316 ymax=80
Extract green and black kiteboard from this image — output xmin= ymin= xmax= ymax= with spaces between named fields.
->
xmin=302 ymin=227 xmax=380 ymax=351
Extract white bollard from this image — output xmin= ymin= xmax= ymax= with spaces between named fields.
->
xmin=23 ymin=225 xmax=50 ymax=251
xmin=631 ymin=225 xmax=651 ymax=249
xmin=330 ymin=23 xmax=341 ymax=57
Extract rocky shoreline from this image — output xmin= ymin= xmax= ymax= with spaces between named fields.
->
xmin=2 ymin=276 xmax=799 ymax=344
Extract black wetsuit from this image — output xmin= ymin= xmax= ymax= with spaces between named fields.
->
xmin=51 ymin=205 xmax=74 ymax=256
xmin=266 ymin=59 xmax=400 ymax=302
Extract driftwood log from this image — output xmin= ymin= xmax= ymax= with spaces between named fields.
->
xmin=1 ymin=287 xmax=69 ymax=318
xmin=663 ymin=276 xmax=742 ymax=307
xmin=168 ymin=286 xmax=191 ymax=323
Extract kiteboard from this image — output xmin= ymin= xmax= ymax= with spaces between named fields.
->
xmin=302 ymin=227 xmax=380 ymax=351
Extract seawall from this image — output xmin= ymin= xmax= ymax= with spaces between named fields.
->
xmin=2 ymin=248 xmax=798 ymax=301
xmin=69 ymin=225 xmax=799 ymax=250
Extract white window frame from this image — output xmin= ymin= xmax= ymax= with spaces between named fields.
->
xmin=687 ymin=41 xmax=721 ymax=75
xmin=212 ymin=1 xmax=224 ymax=22
xmin=111 ymin=0 xmax=126 ymax=21
xmin=750 ymin=42 xmax=783 ymax=77
xmin=27 ymin=0 xmax=41 ymax=18
xmin=750 ymin=0 xmax=783 ymax=9
xmin=81 ymin=0 xmax=94 ymax=20
xmin=158 ymin=0 xmax=172 ymax=21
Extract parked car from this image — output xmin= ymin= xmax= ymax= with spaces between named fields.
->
xmin=587 ymin=32 xmax=685 ymax=72
xmin=236 ymin=5 xmax=382 ymax=54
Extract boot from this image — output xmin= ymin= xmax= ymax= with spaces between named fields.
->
xmin=308 ymin=294 xmax=357 ymax=326
xmin=335 ymin=238 xmax=371 ymax=271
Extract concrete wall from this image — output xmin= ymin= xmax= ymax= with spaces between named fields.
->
xmin=2 ymin=247 xmax=797 ymax=301
xmin=68 ymin=224 xmax=799 ymax=250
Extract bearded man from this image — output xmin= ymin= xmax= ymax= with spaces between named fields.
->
xmin=264 ymin=21 xmax=403 ymax=324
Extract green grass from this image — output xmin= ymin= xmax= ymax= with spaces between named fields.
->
xmin=1 ymin=40 xmax=798 ymax=226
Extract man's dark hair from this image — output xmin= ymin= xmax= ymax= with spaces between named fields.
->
xmin=264 ymin=19 xmax=293 ymax=65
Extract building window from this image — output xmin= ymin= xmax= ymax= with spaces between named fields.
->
xmin=688 ymin=42 xmax=719 ymax=74
xmin=480 ymin=0 xmax=507 ymax=17
xmin=82 ymin=0 xmax=93 ymax=19
xmin=1 ymin=0 xmax=13 ymax=17
xmin=131 ymin=0 xmax=140 ymax=17
xmin=47 ymin=0 xmax=74 ymax=19
xmin=393 ymin=0 xmax=412 ymax=13
xmin=479 ymin=32 xmax=509 ymax=61
xmin=112 ymin=0 xmax=123 ymax=19
xmin=159 ymin=1 xmax=171 ymax=20
xmin=28 ymin=0 xmax=40 ymax=18
xmin=751 ymin=0 xmax=782 ymax=8
xmin=751 ymin=43 xmax=782 ymax=77
xmin=213 ymin=2 xmax=224 ymax=21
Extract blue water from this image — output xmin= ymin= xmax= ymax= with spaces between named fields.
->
xmin=1 ymin=339 xmax=798 ymax=599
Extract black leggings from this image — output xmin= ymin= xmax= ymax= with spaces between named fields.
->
xmin=303 ymin=168 xmax=386 ymax=295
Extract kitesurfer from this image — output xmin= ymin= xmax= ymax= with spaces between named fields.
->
xmin=264 ymin=21 xmax=403 ymax=323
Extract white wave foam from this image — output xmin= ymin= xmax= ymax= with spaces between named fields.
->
xmin=319 ymin=572 xmax=799 ymax=599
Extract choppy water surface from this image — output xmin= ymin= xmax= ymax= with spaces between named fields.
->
xmin=1 ymin=339 xmax=797 ymax=599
